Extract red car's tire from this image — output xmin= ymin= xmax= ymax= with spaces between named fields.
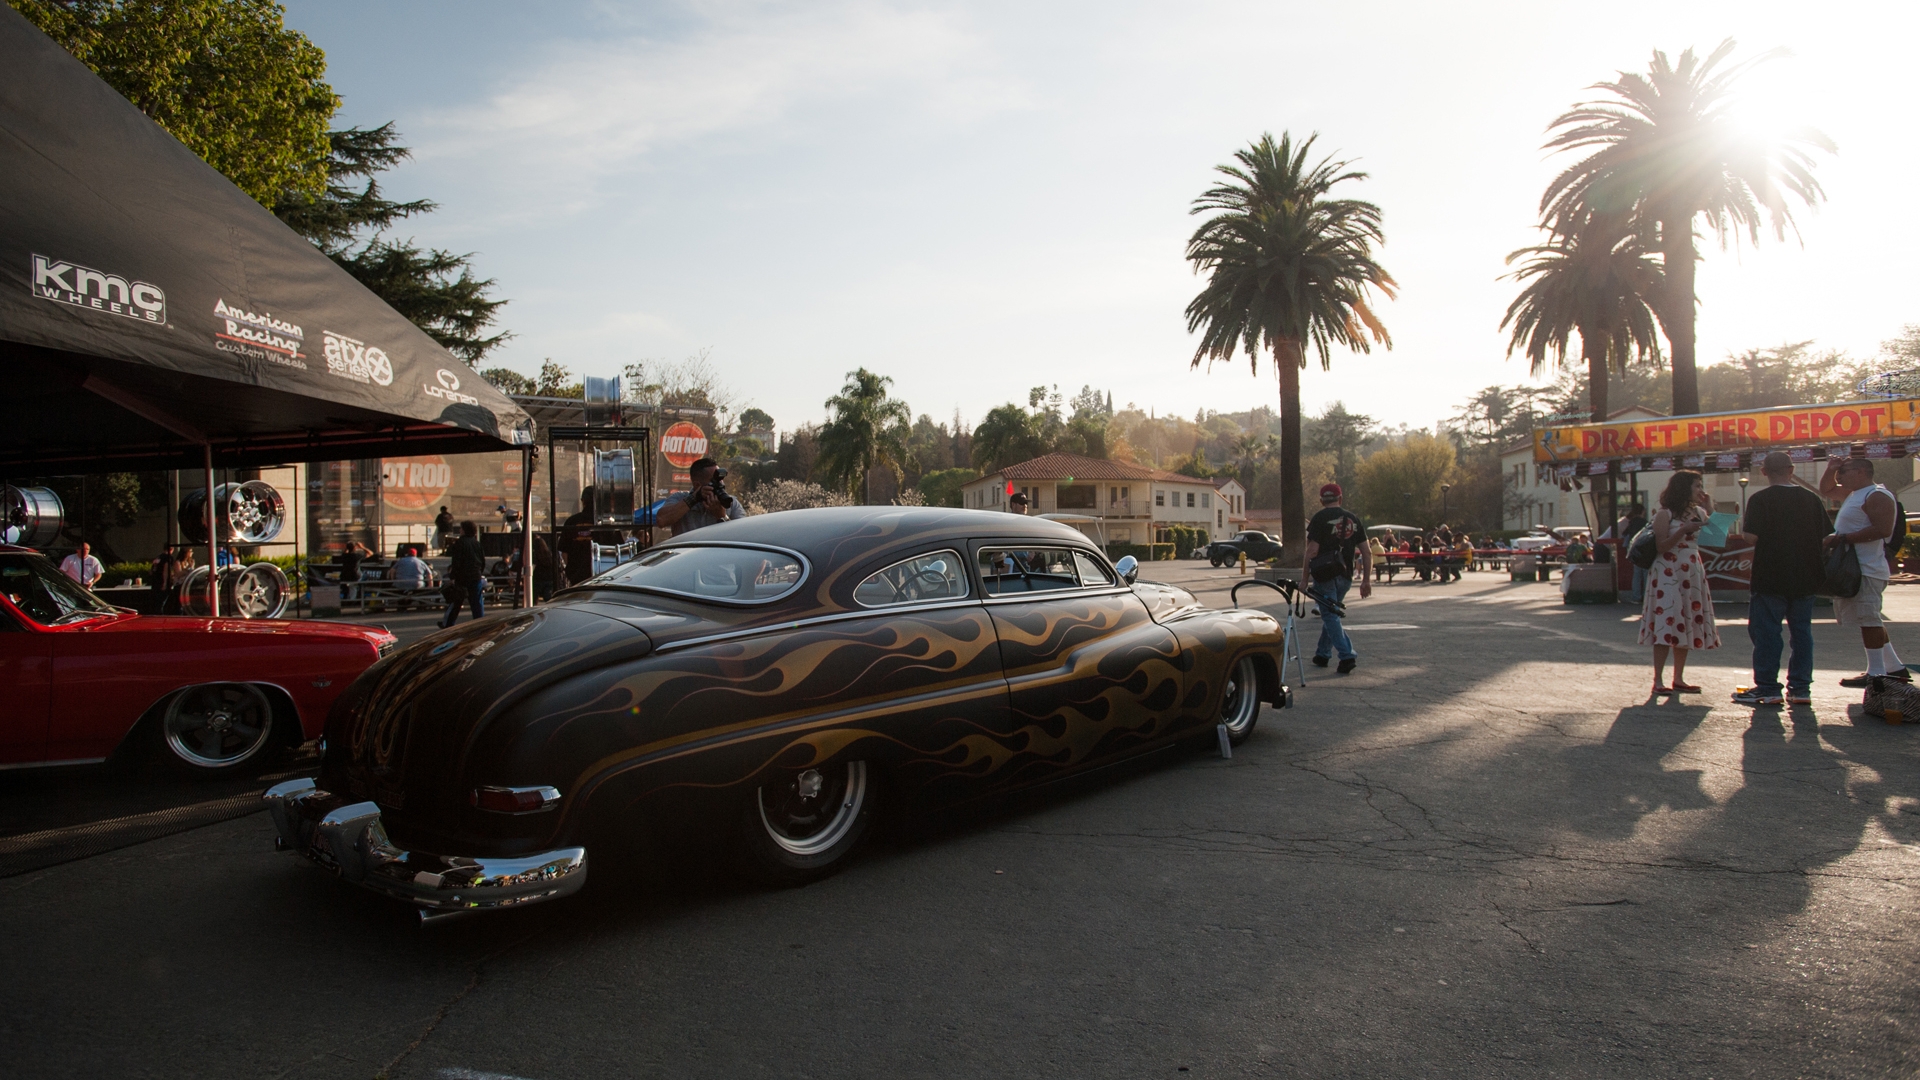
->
xmin=736 ymin=759 xmax=873 ymax=886
xmin=158 ymin=683 xmax=280 ymax=776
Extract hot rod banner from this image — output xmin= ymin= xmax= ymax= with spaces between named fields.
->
xmin=1533 ymin=399 xmax=1920 ymax=464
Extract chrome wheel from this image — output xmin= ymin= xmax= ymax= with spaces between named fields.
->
xmin=1220 ymin=655 xmax=1261 ymax=744
xmin=226 ymin=563 xmax=289 ymax=619
xmin=162 ymin=683 xmax=275 ymax=771
xmin=757 ymin=761 xmax=868 ymax=857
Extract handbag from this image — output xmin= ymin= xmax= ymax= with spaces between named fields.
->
xmin=441 ymin=581 xmax=465 ymax=604
xmin=1825 ymin=542 xmax=1862 ymax=599
xmin=1627 ymin=525 xmax=1658 ymax=569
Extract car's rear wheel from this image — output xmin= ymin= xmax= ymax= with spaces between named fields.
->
xmin=1210 ymin=554 xmax=1223 ymax=567
xmin=1220 ymin=655 xmax=1261 ymax=746
xmin=737 ymin=759 xmax=873 ymax=885
xmin=160 ymin=683 xmax=279 ymax=775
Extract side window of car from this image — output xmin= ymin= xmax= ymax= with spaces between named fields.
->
xmin=853 ymin=550 xmax=968 ymax=608
xmin=977 ymin=547 xmax=1083 ymax=596
xmin=1071 ymin=551 xmax=1114 ymax=588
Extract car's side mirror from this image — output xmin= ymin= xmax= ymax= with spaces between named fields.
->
xmin=1113 ymin=555 xmax=1139 ymax=585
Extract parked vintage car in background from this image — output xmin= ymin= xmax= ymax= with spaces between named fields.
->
xmin=1206 ymin=530 xmax=1284 ymax=566
xmin=266 ymin=508 xmax=1290 ymax=921
xmin=0 ymin=545 xmax=396 ymax=774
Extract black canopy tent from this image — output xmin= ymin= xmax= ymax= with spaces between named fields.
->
xmin=0 ymin=10 xmax=536 ymax=610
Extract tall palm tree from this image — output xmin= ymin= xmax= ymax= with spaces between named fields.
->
xmin=1540 ymin=39 xmax=1834 ymax=417
xmin=1501 ymin=213 xmax=1665 ymax=423
xmin=1185 ymin=132 xmax=1395 ymax=552
xmin=816 ymin=368 xmax=911 ymax=503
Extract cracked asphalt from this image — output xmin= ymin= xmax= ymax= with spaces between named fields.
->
xmin=2 ymin=565 xmax=1916 ymax=1078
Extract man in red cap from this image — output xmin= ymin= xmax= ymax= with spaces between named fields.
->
xmin=1302 ymin=481 xmax=1372 ymax=674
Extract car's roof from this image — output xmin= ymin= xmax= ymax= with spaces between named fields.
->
xmin=655 ymin=506 xmax=1092 ymax=567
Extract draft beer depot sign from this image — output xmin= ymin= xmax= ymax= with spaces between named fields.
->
xmin=1534 ymin=399 xmax=1920 ymax=463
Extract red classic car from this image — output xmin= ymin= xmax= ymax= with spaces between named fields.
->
xmin=0 ymin=545 xmax=396 ymax=774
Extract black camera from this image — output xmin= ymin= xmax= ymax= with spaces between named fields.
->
xmin=710 ymin=467 xmax=729 ymax=499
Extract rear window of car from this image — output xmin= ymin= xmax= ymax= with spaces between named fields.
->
xmin=593 ymin=544 xmax=804 ymax=604
xmin=978 ymin=547 xmax=1113 ymax=596
xmin=853 ymin=550 xmax=968 ymax=608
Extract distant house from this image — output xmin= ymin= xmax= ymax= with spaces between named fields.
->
xmin=960 ymin=452 xmax=1241 ymax=547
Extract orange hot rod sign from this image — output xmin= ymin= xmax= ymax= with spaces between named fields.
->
xmin=1533 ymin=399 xmax=1920 ymax=463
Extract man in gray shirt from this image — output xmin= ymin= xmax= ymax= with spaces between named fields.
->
xmin=656 ymin=457 xmax=745 ymax=535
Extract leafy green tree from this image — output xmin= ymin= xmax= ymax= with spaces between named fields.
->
xmin=1185 ymin=132 xmax=1395 ymax=552
xmin=1501 ymin=212 xmax=1664 ymax=423
xmin=917 ymin=467 xmax=975 ymax=508
xmin=534 ymin=359 xmax=580 ymax=398
xmin=1352 ymin=433 xmax=1458 ymax=528
xmin=1302 ymin=401 xmax=1375 ymax=491
xmin=971 ymin=404 xmax=1048 ymax=472
xmin=1068 ymin=385 xmax=1112 ymax=421
xmin=737 ymin=407 xmax=776 ymax=432
xmin=817 ymin=369 xmax=912 ymax=503
xmin=1541 ymin=39 xmax=1835 ymax=417
xmin=11 ymin=0 xmax=337 ymax=204
xmin=273 ymin=124 xmax=509 ymax=363
xmin=480 ymin=367 xmax=535 ymax=396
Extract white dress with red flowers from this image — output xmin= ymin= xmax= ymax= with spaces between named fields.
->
xmin=1639 ymin=510 xmax=1721 ymax=650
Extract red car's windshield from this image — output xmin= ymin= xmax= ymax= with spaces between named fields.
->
xmin=0 ymin=552 xmax=121 ymax=625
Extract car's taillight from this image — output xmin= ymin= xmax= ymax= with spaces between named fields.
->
xmin=471 ymin=785 xmax=561 ymax=814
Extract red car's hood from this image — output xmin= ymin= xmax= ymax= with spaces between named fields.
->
xmin=48 ymin=611 xmax=394 ymax=646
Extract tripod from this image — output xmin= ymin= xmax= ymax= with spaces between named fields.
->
xmin=1231 ymin=576 xmax=1342 ymax=687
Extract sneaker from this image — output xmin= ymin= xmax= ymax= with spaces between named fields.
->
xmin=1311 ymin=655 xmax=1330 ymax=668
xmin=1731 ymin=688 xmax=1784 ymax=707
xmin=1841 ymin=670 xmax=1910 ymax=688
xmin=1337 ymin=657 xmax=1358 ymax=674
xmin=1787 ymin=691 xmax=1812 ymax=705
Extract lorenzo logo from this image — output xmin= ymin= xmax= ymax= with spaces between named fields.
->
xmin=424 ymin=368 xmax=477 ymax=405
xmin=212 ymin=298 xmax=306 ymax=369
xmin=31 ymin=254 xmax=165 ymax=323
xmin=321 ymin=330 xmax=393 ymax=386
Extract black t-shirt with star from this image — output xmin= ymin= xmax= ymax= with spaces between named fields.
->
xmin=1307 ymin=506 xmax=1367 ymax=578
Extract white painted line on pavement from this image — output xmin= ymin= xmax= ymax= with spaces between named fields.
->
xmin=1343 ymin=623 xmax=1420 ymax=630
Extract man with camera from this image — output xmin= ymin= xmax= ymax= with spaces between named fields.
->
xmin=657 ymin=457 xmax=745 ymax=536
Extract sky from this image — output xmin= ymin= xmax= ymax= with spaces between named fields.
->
xmin=280 ymin=0 xmax=1920 ymax=437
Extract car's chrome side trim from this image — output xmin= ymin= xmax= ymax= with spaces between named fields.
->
xmin=653 ymin=596 xmax=989 ymax=654
xmin=0 ymin=757 xmax=107 ymax=771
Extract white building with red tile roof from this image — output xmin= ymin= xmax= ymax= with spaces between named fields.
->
xmin=960 ymin=452 xmax=1244 ymax=547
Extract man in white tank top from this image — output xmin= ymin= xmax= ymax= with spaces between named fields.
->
xmin=1820 ymin=455 xmax=1905 ymax=687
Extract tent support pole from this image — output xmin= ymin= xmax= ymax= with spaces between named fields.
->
xmin=204 ymin=444 xmax=218 ymax=618
xmin=521 ymin=444 xmax=535 ymax=609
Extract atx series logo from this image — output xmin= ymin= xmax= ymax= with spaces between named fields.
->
xmin=321 ymin=330 xmax=393 ymax=386
xmin=424 ymin=369 xmax=478 ymax=405
xmin=31 ymin=254 xmax=165 ymax=323
xmin=212 ymin=298 xmax=305 ymax=368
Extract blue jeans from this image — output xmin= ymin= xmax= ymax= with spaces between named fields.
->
xmin=1628 ymin=565 xmax=1647 ymax=604
xmin=442 ymin=580 xmax=484 ymax=626
xmin=1313 ymin=575 xmax=1356 ymax=662
xmin=1749 ymin=592 xmax=1814 ymax=695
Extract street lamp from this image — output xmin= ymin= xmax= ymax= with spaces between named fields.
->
xmin=1440 ymin=483 xmax=1451 ymax=526
xmin=1738 ymin=475 xmax=1750 ymax=525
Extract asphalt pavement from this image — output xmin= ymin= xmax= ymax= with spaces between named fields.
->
xmin=1 ymin=563 xmax=1916 ymax=1078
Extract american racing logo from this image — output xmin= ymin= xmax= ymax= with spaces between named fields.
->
xmin=31 ymin=254 xmax=165 ymax=323
xmin=212 ymin=298 xmax=306 ymax=369
xmin=321 ymin=330 xmax=393 ymax=386
xmin=423 ymin=368 xmax=478 ymax=405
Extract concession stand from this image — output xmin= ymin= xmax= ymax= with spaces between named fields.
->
xmin=1530 ymin=398 xmax=1920 ymax=602
xmin=0 ymin=10 xmax=534 ymax=612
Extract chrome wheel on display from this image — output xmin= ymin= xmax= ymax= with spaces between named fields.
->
xmin=226 ymin=562 xmax=289 ymax=619
xmin=161 ymin=683 xmax=277 ymax=773
xmin=739 ymin=759 xmax=873 ymax=883
xmin=178 ymin=481 xmax=285 ymax=544
xmin=1219 ymin=655 xmax=1261 ymax=746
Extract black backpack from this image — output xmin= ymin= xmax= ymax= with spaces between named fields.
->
xmin=1890 ymin=499 xmax=1909 ymax=567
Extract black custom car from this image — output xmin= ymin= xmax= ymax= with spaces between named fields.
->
xmin=267 ymin=507 xmax=1290 ymax=920
xmin=1205 ymin=530 xmax=1284 ymax=566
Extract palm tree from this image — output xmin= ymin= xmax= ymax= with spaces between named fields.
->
xmin=970 ymin=404 xmax=1047 ymax=472
xmin=816 ymin=368 xmax=911 ymax=503
xmin=1540 ymin=39 xmax=1834 ymax=417
xmin=1185 ymin=132 xmax=1395 ymax=553
xmin=1501 ymin=212 xmax=1665 ymax=423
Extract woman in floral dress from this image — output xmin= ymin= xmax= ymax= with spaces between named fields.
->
xmin=1641 ymin=470 xmax=1721 ymax=693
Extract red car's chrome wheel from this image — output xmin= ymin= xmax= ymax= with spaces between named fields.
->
xmin=161 ymin=683 xmax=277 ymax=773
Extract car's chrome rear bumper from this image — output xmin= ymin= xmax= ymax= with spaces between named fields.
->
xmin=264 ymin=778 xmax=586 ymax=923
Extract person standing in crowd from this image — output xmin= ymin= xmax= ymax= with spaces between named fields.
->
xmin=1007 ymin=491 xmax=1030 ymax=515
xmin=561 ymin=486 xmax=598 ymax=587
xmin=336 ymin=540 xmax=370 ymax=602
xmin=150 ymin=544 xmax=178 ymax=609
xmin=441 ymin=521 xmax=487 ymax=628
xmin=531 ymin=531 xmax=557 ymax=603
xmin=1302 ymin=482 xmax=1372 ymax=674
xmin=1640 ymin=471 xmax=1720 ymax=694
xmin=165 ymin=546 xmax=194 ymax=613
xmin=1731 ymin=452 xmax=1829 ymax=706
xmin=656 ymin=459 xmax=745 ymax=537
xmin=1821 ymin=455 xmax=1907 ymax=686
xmin=1616 ymin=501 xmax=1650 ymax=603
xmin=390 ymin=545 xmax=433 ymax=610
xmin=1409 ymin=533 xmax=1431 ymax=582
xmin=60 ymin=541 xmax=103 ymax=588
xmin=434 ymin=506 xmax=456 ymax=551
